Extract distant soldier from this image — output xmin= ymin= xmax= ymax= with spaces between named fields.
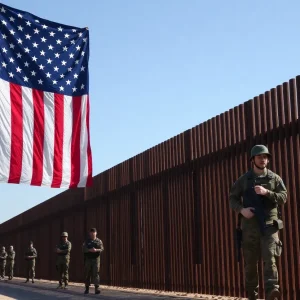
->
xmin=24 ymin=241 xmax=37 ymax=283
xmin=55 ymin=232 xmax=72 ymax=289
xmin=82 ymin=228 xmax=104 ymax=295
xmin=7 ymin=245 xmax=15 ymax=280
xmin=0 ymin=246 xmax=7 ymax=279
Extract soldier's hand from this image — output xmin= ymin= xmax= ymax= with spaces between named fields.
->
xmin=89 ymin=248 xmax=97 ymax=253
xmin=241 ymin=207 xmax=255 ymax=219
xmin=254 ymin=185 xmax=268 ymax=195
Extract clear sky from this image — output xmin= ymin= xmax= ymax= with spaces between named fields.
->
xmin=0 ymin=0 xmax=299 ymax=223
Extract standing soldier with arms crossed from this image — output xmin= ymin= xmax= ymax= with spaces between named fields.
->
xmin=0 ymin=246 xmax=7 ymax=280
xmin=230 ymin=145 xmax=287 ymax=300
xmin=82 ymin=228 xmax=104 ymax=295
xmin=7 ymin=246 xmax=15 ymax=280
xmin=24 ymin=241 xmax=37 ymax=283
xmin=55 ymin=232 xmax=72 ymax=289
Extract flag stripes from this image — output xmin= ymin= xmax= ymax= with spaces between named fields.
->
xmin=0 ymin=78 xmax=92 ymax=188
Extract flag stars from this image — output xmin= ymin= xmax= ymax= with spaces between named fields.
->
xmin=24 ymin=48 xmax=30 ymax=53
xmin=2 ymin=47 xmax=7 ymax=54
xmin=41 ymin=37 xmax=47 ymax=42
xmin=38 ymin=79 xmax=43 ymax=84
xmin=16 ymin=67 xmax=22 ymax=73
xmin=9 ymin=44 xmax=15 ymax=49
xmin=58 ymin=26 xmax=63 ymax=32
xmin=2 ymin=34 xmax=7 ymax=39
xmin=1 ymin=7 xmax=6 ymax=13
xmin=1 ymin=20 xmax=7 ymax=26
xmin=64 ymin=33 xmax=70 ymax=38
xmin=25 ymin=34 xmax=31 ymax=40
xmin=53 ymin=80 xmax=57 ymax=85
xmin=39 ymin=64 xmax=45 ymax=70
xmin=72 ymin=87 xmax=77 ymax=92
xmin=74 ymin=73 xmax=78 ymax=79
xmin=18 ymin=25 xmax=24 ymax=31
xmin=42 ymin=24 xmax=48 ymax=29
xmin=81 ymin=66 xmax=85 ymax=72
xmin=56 ymin=39 xmax=62 ymax=45
xmin=48 ymin=45 xmax=54 ymax=50
xmin=78 ymin=32 xmax=83 ymax=37
xmin=17 ymin=13 xmax=22 ymax=18
xmin=24 ymin=62 xmax=29 ymax=67
xmin=9 ymin=29 xmax=16 ymax=35
xmin=81 ymin=51 xmax=85 ymax=56
xmin=46 ymin=72 xmax=51 ymax=78
xmin=61 ymin=60 xmax=67 ymax=66
xmin=40 ymin=50 xmax=45 ymax=56
xmin=34 ymin=28 xmax=39 ymax=34
xmin=24 ymin=76 xmax=29 ymax=82
xmin=72 ymin=29 xmax=76 ymax=32
xmin=9 ymin=57 xmax=14 ymax=63
xmin=54 ymin=66 xmax=59 ymax=72
xmin=9 ymin=72 xmax=14 ymax=78
xmin=26 ymin=21 xmax=31 ymax=26
xmin=66 ymin=80 xmax=71 ymax=85
xmin=33 ymin=42 xmax=39 ymax=48
xmin=17 ymin=53 xmax=22 ymax=58
xmin=35 ymin=19 xmax=40 ymax=23
xmin=60 ymin=74 xmax=65 ymax=78
xmin=31 ymin=70 xmax=36 ymax=76
xmin=75 ymin=60 xmax=79 ymax=64
xmin=55 ymin=53 xmax=60 ymax=58
xmin=76 ymin=45 xmax=80 ymax=51
xmin=32 ymin=56 xmax=38 ymax=62
xmin=17 ymin=38 xmax=23 ymax=44
xmin=63 ymin=46 xmax=68 ymax=51
xmin=69 ymin=53 xmax=74 ymax=58
xmin=2 ymin=62 xmax=7 ymax=68
xmin=83 ymin=38 xmax=87 ymax=42
xmin=47 ymin=58 xmax=53 ymax=64
xmin=59 ymin=86 xmax=64 ymax=91
xmin=49 ymin=31 xmax=55 ymax=37
xmin=68 ymin=67 xmax=72 ymax=72
xmin=9 ymin=17 xmax=15 ymax=22
xmin=81 ymin=84 xmax=85 ymax=90
xmin=70 ymin=40 xmax=75 ymax=45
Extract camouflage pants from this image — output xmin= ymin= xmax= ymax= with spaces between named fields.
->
xmin=84 ymin=258 xmax=100 ymax=287
xmin=7 ymin=261 xmax=14 ymax=278
xmin=242 ymin=222 xmax=281 ymax=296
xmin=0 ymin=262 xmax=6 ymax=277
xmin=56 ymin=262 xmax=69 ymax=285
xmin=26 ymin=260 xmax=35 ymax=279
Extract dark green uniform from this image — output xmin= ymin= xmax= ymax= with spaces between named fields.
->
xmin=7 ymin=249 xmax=15 ymax=279
xmin=82 ymin=238 xmax=104 ymax=288
xmin=230 ymin=168 xmax=287 ymax=298
xmin=56 ymin=240 xmax=71 ymax=286
xmin=0 ymin=248 xmax=7 ymax=279
xmin=25 ymin=247 xmax=37 ymax=280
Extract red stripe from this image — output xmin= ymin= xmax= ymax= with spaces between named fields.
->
xmin=51 ymin=94 xmax=64 ymax=188
xmin=31 ymin=89 xmax=44 ymax=186
xmin=86 ymin=96 xmax=93 ymax=186
xmin=8 ymin=83 xmax=23 ymax=183
xmin=70 ymin=96 xmax=81 ymax=187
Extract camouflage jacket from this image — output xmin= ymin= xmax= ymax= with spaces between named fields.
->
xmin=25 ymin=247 xmax=37 ymax=261
xmin=82 ymin=238 xmax=104 ymax=260
xmin=7 ymin=250 xmax=15 ymax=261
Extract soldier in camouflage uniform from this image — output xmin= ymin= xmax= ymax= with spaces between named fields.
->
xmin=82 ymin=228 xmax=104 ymax=295
xmin=7 ymin=246 xmax=15 ymax=280
xmin=230 ymin=145 xmax=287 ymax=300
xmin=0 ymin=246 xmax=7 ymax=279
xmin=55 ymin=232 xmax=72 ymax=289
xmin=24 ymin=241 xmax=37 ymax=283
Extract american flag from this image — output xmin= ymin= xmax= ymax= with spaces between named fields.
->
xmin=0 ymin=3 xmax=92 ymax=188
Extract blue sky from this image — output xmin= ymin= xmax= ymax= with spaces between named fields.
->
xmin=0 ymin=0 xmax=299 ymax=223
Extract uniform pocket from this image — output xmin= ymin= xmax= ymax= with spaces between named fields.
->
xmin=274 ymin=239 xmax=283 ymax=257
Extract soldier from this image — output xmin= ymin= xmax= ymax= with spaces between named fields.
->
xmin=230 ymin=145 xmax=287 ymax=300
xmin=55 ymin=232 xmax=72 ymax=289
xmin=82 ymin=228 xmax=104 ymax=295
xmin=24 ymin=241 xmax=37 ymax=283
xmin=7 ymin=245 xmax=15 ymax=280
xmin=0 ymin=246 xmax=7 ymax=280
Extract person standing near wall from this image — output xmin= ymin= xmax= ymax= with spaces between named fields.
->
xmin=229 ymin=145 xmax=287 ymax=300
xmin=6 ymin=245 xmax=15 ymax=280
xmin=0 ymin=246 xmax=7 ymax=280
xmin=24 ymin=241 xmax=37 ymax=283
xmin=82 ymin=228 xmax=104 ymax=295
xmin=55 ymin=232 xmax=72 ymax=289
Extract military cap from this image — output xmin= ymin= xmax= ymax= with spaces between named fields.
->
xmin=250 ymin=145 xmax=271 ymax=160
xmin=61 ymin=232 xmax=68 ymax=237
xmin=90 ymin=228 xmax=97 ymax=232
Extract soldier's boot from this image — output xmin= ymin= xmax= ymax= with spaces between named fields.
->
xmin=64 ymin=282 xmax=68 ymax=289
xmin=32 ymin=279 xmax=35 ymax=284
xmin=247 ymin=291 xmax=258 ymax=300
xmin=266 ymin=288 xmax=281 ymax=300
xmin=25 ymin=279 xmax=29 ymax=283
xmin=84 ymin=286 xmax=89 ymax=294
xmin=57 ymin=283 xmax=63 ymax=289
xmin=95 ymin=286 xmax=101 ymax=295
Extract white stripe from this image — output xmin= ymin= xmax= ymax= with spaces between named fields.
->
xmin=20 ymin=87 xmax=34 ymax=184
xmin=78 ymin=95 xmax=88 ymax=187
xmin=41 ymin=92 xmax=55 ymax=186
xmin=0 ymin=79 xmax=11 ymax=182
xmin=61 ymin=95 xmax=73 ymax=188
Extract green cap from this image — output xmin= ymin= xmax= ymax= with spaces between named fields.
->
xmin=61 ymin=232 xmax=68 ymax=237
xmin=250 ymin=145 xmax=271 ymax=160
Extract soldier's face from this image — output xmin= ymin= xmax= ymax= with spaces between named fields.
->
xmin=62 ymin=236 xmax=67 ymax=241
xmin=89 ymin=231 xmax=96 ymax=239
xmin=254 ymin=154 xmax=269 ymax=168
